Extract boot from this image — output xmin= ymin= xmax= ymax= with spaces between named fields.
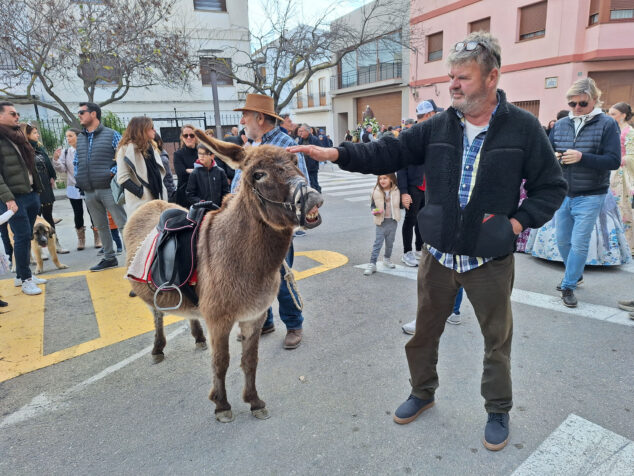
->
xmin=93 ymin=227 xmax=102 ymax=248
xmin=76 ymin=226 xmax=86 ymax=250
xmin=55 ymin=235 xmax=70 ymax=254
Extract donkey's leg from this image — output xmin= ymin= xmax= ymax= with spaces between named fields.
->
xmin=208 ymin=322 xmax=234 ymax=422
xmin=189 ymin=319 xmax=207 ymax=350
xmin=239 ymin=314 xmax=269 ymax=420
xmin=151 ymin=308 xmax=166 ymax=364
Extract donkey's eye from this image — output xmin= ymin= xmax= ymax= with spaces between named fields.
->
xmin=253 ymin=171 xmax=266 ymax=181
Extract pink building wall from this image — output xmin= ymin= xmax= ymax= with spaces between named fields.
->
xmin=408 ymin=0 xmax=634 ymax=124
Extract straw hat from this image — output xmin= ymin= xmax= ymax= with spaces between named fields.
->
xmin=234 ymin=93 xmax=283 ymax=121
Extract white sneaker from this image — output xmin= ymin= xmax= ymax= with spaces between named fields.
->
xmin=414 ymin=250 xmax=422 ymax=260
xmin=364 ymin=263 xmax=376 ymax=276
xmin=21 ymin=278 xmax=42 ymax=295
xmin=402 ymin=319 xmax=416 ymax=335
xmin=401 ymin=251 xmax=418 ymax=267
xmin=14 ymin=276 xmax=47 ymax=287
xmin=383 ymin=257 xmax=395 ymax=268
xmin=446 ymin=313 xmax=462 ymax=325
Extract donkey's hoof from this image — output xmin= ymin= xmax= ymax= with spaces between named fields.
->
xmin=151 ymin=353 xmax=165 ymax=364
xmin=215 ymin=410 xmax=234 ymax=423
xmin=251 ymin=408 xmax=270 ymax=420
xmin=195 ymin=341 xmax=208 ymax=350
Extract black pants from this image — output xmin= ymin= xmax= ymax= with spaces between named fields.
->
xmin=69 ymin=197 xmax=94 ymax=229
xmin=0 ymin=222 xmax=12 ymax=258
xmin=308 ymin=171 xmax=321 ymax=193
xmin=40 ymin=202 xmax=55 ymax=231
xmin=402 ymin=186 xmax=425 ymax=253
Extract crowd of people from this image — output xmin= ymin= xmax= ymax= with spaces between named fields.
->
xmin=1 ymin=28 xmax=633 ymax=454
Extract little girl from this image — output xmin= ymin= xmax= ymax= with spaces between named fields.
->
xmin=365 ymin=174 xmax=401 ymax=275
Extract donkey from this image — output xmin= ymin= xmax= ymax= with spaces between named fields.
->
xmin=123 ymin=130 xmax=323 ymax=422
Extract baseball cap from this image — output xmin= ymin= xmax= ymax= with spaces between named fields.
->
xmin=416 ymin=101 xmax=434 ymax=116
xmin=426 ymin=99 xmax=444 ymax=112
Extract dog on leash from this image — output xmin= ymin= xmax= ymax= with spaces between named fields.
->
xmin=9 ymin=216 xmax=69 ymax=274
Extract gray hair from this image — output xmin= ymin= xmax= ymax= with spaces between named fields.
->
xmin=298 ymin=123 xmax=311 ymax=132
xmin=566 ymin=77 xmax=603 ymax=107
xmin=447 ymin=32 xmax=501 ymax=76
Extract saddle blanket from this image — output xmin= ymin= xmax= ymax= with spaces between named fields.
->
xmin=127 ymin=228 xmax=160 ymax=283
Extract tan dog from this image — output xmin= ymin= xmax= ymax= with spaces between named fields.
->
xmin=9 ymin=216 xmax=69 ymax=274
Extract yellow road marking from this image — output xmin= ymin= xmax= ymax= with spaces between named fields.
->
xmin=0 ymin=250 xmax=347 ymax=382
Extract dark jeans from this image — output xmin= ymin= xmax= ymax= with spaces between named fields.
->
xmin=1 ymin=192 xmax=40 ymax=281
xmin=40 ymin=202 xmax=55 ymax=231
xmin=0 ymin=222 xmax=12 ymax=258
xmin=402 ymin=186 xmax=425 ymax=253
xmin=308 ymin=171 xmax=321 ymax=193
xmin=263 ymin=242 xmax=303 ymax=330
xmin=406 ymin=249 xmax=514 ymax=413
xmin=69 ymin=197 xmax=94 ymax=229
xmin=110 ymin=228 xmax=122 ymax=250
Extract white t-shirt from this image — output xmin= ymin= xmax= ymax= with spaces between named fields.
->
xmin=464 ymin=120 xmax=487 ymax=146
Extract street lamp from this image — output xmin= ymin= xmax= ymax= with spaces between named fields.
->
xmin=198 ymin=48 xmax=223 ymax=139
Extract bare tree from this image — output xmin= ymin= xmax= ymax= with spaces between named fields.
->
xmin=216 ymin=0 xmax=416 ymax=114
xmin=0 ymin=0 xmax=197 ymax=126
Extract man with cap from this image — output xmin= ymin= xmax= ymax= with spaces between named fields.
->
xmin=397 ymin=100 xmax=441 ymax=267
xmin=231 ymin=93 xmax=311 ymax=349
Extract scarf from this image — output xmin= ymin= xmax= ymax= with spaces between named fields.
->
xmin=0 ymin=124 xmax=36 ymax=176
xmin=144 ymin=146 xmax=163 ymax=200
xmin=569 ymin=107 xmax=603 ymax=138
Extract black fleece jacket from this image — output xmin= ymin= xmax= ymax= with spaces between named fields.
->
xmin=335 ymin=90 xmax=567 ymax=257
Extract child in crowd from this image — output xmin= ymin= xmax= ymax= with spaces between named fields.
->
xmin=98 ymin=212 xmax=122 ymax=255
xmin=401 ymin=287 xmax=465 ymax=334
xmin=364 ymin=174 xmax=401 ymax=276
xmin=186 ymin=144 xmax=230 ymax=206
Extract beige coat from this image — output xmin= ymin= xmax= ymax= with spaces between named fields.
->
xmin=371 ymin=184 xmax=401 ymax=225
xmin=116 ymin=142 xmax=167 ymax=215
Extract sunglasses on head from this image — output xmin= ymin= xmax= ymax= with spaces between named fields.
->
xmin=182 ymin=133 xmax=195 ymax=139
xmin=454 ymin=41 xmax=501 ymax=67
xmin=568 ymin=101 xmax=589 ymax=108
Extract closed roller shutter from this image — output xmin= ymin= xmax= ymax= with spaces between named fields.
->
xmin=356 ymin=92 xmax=402 ymax=128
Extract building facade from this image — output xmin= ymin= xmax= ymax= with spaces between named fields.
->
xmin=289 ymin=66 xmax=334 ymax=136
xmin=409 ymin=0 xmax=634 ymax=124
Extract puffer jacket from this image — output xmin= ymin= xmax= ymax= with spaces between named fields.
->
xmin=550 ymin=112 xmax=621 ymax=196
xmin=0 ymin=135 xmax=43 ymax=203
xmin=371 ymin=184 xmax=401 ymax=225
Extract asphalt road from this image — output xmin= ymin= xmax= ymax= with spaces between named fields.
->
xmin=1 ymin=170 xmax=632 ymax=475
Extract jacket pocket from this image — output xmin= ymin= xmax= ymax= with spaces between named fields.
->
xmin=472 ymin=213 xmax=516 ymax=258
xmin=417 ymin=204 xmax=443 ymax=247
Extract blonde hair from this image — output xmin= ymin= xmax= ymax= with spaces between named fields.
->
xmin=566 ymin=77 xmax=603 ymax=107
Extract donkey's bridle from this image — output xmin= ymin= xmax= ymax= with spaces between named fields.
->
xmin=251 ymin=178 xmax=310 ymax=226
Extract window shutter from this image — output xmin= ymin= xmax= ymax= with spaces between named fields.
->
xmin=589 ymin=0 xmax=600 ymax=14
xmin=469 ymin=17 xmax=491 ymax=32
xmin=519 ymin=1 xmax=547 ymax=37
xmin=611 ymin=0 xmax=634 ymax=9
xmin=427 ymin=32 xmax=443 ymax=61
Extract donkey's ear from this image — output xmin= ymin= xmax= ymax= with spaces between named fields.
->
xmin=194 ymin=129 xmax=246 ymax=170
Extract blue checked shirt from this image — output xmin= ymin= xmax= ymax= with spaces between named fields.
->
xmin=231 ymin=127 xmax=309 ymax=193
xmin=426 ymin=101 xmax=499 ymax=273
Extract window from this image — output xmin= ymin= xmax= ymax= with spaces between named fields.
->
xmin=193 ymin=0 xmax=226 ymax=12
xmin=469 ymin=17 xmax=491 ymax=33
xmin=307 ymin=81 xmax=314 ymax=107
xmin=296 ymin=92 xmax=304 ymax=109
xmin=512 ymin=100 xmax=540 ymax=117
xmin=610 ymin=0 xmax=634 ymax=19
xmin=589 ymin=0 xmax=600 ymax=24
xmin=427 ymin=32 xmax=443 ymax=62
xmin=79 ymin=54 xmax=121 ymax=86
xmin=319 ymin=78 xmax=326 ymax=106
xmin=200 ymin=57 xmax=233 ymax=86
xmin=519 ymin=1 xmax=547 ymax=40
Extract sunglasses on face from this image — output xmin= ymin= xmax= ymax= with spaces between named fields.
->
xmin=568 ymin=101 xmax=589 ymax=108
xmin=454 ymin=41 xmax=501 ymax=68
xmin=182 ymin=133 xmax=195 ymax=139
xmin=78 ymin=110 xmax=89 ymax=115
xmin=7 ymin=111 xmax=20 ymax=117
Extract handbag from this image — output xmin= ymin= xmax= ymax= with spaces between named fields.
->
xmin=110 ymin=176 xmax=125 ymax=205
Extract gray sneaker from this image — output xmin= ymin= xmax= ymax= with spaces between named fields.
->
xmin=382 ymin=257 xmax=395 ymax=268
xmin=402 ymin=319 xmax=416 ymax=335
xmin=15 ymin=276 xmax=47 ymax=287
xmin=21 ymin=278 xmax=42 ymax=295
xmin=364 ymin=263 xmax=376 ymax=276
xmin=401 ymin=251 xmax=418 ymax=267
xmin=414 ymin=250 xmax=422 ymax=260
xmin=446 ymin=313 xmax=462 ymax=325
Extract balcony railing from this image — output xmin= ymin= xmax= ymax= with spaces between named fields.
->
xmin=331 ymin=61 xmax=402 ymax=90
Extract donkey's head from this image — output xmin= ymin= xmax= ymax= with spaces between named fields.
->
xmin=194 ymin=130 xmax=323 ymax=231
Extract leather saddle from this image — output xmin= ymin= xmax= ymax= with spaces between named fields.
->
xmin=149 ymin=201 xmax=219 ymax=307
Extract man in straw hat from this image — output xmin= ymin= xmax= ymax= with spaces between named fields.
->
xmin=231 ymin=93 xmax=310 ymax=349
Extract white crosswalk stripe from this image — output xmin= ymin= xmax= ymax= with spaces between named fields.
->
xmin=318 ymin=170 xmax=377 ymax=202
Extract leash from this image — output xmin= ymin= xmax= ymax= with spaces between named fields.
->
xmin=282 ymin=260 xmax=303 ymax=311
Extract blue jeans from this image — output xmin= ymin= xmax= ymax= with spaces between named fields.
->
xmin=453 ymin=287 xmax=464 ymax=314
xmin=555 ymin=194 xmax=605 ymax=290
xmin=0 ymin=192 xmax=40 ymax=281
xmin=264 ymin=242 xmax=303 ymax=330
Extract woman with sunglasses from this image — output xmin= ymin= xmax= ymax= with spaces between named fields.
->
xmin=525 ymin=78 xmax=624 ymax=308
xmin=173 ymin=124 xmax=198 ymax=207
